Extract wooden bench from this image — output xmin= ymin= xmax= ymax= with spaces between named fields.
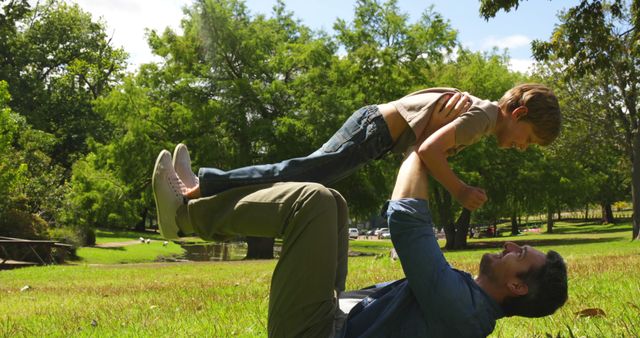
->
xmin=0 ymin=236 xmax=73 ymax=268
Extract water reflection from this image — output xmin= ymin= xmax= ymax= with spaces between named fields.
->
xmin=180 ymin=241 xmax=248 ymax=261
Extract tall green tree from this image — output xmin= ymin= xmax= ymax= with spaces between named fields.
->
xmin=534 ymin=63 xmax=629 ymax=225
xmin=0 ymin=80 xmax=66 ymax=239
xmin=329 ymin=0 xmax=458 ymax=220
xmin=1 ymin=0 xmax=127 ymax=169
xmin=480 ymin=0 xmax=640 ymax=239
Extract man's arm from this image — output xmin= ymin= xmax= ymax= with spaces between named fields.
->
xmin=416 ymin=123 xmax=487 ymax=211
xmin=391 ymin=152 xmax=430 ymax=200
xmin=388 ymin=154 xmax=472 ymax=322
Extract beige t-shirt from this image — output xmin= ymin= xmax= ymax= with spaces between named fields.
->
xmin=390 ymin=87 xmax=499 ymax=154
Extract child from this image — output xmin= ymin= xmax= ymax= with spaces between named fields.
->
xmin=154 ymin=84 xmax=560 ymax=239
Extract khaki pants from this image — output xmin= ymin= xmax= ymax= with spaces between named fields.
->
xmin=177 ymin=182 xmax=349 ymax=337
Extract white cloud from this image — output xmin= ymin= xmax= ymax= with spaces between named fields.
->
xmin=481 ymin=35 xmax=531 ymax=50
xmin=509 ymin=58 xmax=535 ymax=74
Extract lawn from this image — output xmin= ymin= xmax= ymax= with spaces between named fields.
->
xmin=75 ymin=229 xmax=185 ymax=265
xmin=1 ymin=221 xmax=639 ymax=337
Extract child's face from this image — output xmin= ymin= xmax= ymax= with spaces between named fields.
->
xmin=497 ymin=119 xmax=540 ymax=151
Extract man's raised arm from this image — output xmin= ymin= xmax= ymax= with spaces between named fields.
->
xmin=387 ymin=152 xmax=471 ymax=321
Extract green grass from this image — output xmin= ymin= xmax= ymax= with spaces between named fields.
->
xmin=74 ymin=229 xmax=185 ymax=265
xmin=1 ymin=221 xmax=639 ymax=337
xmin=93 ymin=229 xmax=164 ymax=244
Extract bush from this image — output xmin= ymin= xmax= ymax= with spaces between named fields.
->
xmin=60 ymin=155 xmax=141 ymax=230
xmin=48 ymin=227 xmax=83 ymax=247
xmin=0 ymin=208 xmax=49 ymax=239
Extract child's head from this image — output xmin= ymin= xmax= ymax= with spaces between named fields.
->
xmin=498 ymin=84 xmax=561 ymax=146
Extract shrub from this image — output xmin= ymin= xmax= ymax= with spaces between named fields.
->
xmin=48 ymin=227 xmax=83 ymax=247
xmin=0 ymin=208 xmax=49 ymax=239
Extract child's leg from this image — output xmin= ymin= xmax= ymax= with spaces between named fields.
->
xmin=178 ymin=182 xmax=345 ymax=337
xmin=197 ymin=105 xmax=394 ymax=197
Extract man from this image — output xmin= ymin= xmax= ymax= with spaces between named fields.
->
xmin=152 ymin=148 xmax=568 ymax=337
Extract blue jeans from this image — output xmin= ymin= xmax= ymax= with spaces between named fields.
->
xmin=198 ymin=105 xmax=394 ymax=197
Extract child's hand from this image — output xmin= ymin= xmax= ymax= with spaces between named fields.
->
xmin=456 ymin=184 xmax=487 ymax=211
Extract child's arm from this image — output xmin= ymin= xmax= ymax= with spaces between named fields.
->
xmin=417 ymin=123 xmax=487 ymax=211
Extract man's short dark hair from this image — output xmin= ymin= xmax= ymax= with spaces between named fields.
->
xmin=502 ymin=250 xmax=568 ymax=317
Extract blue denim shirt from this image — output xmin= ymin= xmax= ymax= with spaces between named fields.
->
xmin=340 ymin=199 xmax=503 ymax=337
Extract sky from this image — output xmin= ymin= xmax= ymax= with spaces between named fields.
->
xmin=57 ymin=0 xmax=581 ymax=73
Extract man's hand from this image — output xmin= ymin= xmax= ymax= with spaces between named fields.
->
xmin=432 ymin=92 xmax=471 ymax=124
xmin=455 ymin=184 xmax=487 ymax=211
xmin=423 ymin=92 xmax=471 ymax=139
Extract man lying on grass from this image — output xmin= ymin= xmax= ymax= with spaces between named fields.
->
xmin=152 ymin=148 xmax=568 ymax=337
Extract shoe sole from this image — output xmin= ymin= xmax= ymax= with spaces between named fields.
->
xmin=173 ymin=143 xmax=198 ymax=189
xmin=152 ymin=150 xmax=180 ymax=240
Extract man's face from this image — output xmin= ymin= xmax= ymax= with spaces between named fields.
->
xmin=479 ymin=242 xmax=546 ymax=295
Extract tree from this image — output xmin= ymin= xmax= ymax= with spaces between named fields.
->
xmin=1 ymin=0 xmax=127 ymax=169
xmin=533 ymin=63 xmax=629 ymax=226
xmin=479 ymin=1 xmax=639 ymax=239
xmin=0 ymin=80 xmax=67 ymax=240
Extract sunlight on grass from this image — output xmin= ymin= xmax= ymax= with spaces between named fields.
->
xmin=1 ymin=221 xmax=639 ymax=336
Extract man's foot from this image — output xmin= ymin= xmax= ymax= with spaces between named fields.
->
xmin=173 ymin=143 xmax=199 ymax=189
xmin=152 ymin=150 xmax=187 ymax=239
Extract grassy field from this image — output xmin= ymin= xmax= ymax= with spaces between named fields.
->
xmin=1 ymin=221 xmax=639 ymax=337
xmin=76 ymin=229 xmax=185 ymax=264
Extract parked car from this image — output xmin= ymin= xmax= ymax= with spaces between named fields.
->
xmin=373 ymin=227 xmax=388 ymax=236
xmin=348 ymin=228 xmax=359 ymax=239
xmin=379 ymin=229 xmax=391 ymax=239
xmin=375 ymin=227 xmax=390 ymax=239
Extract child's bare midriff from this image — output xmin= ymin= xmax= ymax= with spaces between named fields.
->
xmin=377 ymin=103 xmax=409 ymax=143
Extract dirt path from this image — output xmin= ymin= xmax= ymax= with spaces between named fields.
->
xmin=93 ymin=240 xmax=143 ymax=248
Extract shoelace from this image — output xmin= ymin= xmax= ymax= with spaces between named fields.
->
xmin=167 ymin=174 xmax=187 ymax=197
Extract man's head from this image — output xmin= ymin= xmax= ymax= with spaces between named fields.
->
xmin=496 ymin=83 xmax=561 ymax=150
xmin=479 ymin=242 xmax=568 ymax=317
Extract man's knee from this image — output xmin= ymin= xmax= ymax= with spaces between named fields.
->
xmin=328 ymin=188 xmax=348 ymax=223
xmin=296 ymin=183 xmax=337 ymax=210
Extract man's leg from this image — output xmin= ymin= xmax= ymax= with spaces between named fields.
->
xmin=328 ymin=188 xmax=349 ymax=294
xmin=178 ymin=182 xmax=346 ymax=337
xmin=197 ymin=106 xmax=394 ymax=196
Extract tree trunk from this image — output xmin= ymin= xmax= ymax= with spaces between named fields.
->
xmin=245 ymin=236 xmax=274 ymax=259
xmin=584 ymin=204 xmax=589 ymax=221
xmin=443 ymin=222 xmax=456 ymax=250
xmin=546 ymin=207 xmax=554 ymax=233
xmin=632 ymin=133 xmax=640 ymax=240
xmin=453 ymin=208 xmax=471 ymax=249
xmin=433 ymin=185 xmax=455 ymax=249
xmin=510 ymin=214 xmax=519 ymax=236
xmin=134 ymin=208 xmax=147 ymax=232
xmin=601 ymin=202 xmax=615 ymax=224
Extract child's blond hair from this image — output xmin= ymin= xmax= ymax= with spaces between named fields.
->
xmin=498 ymin=84 xmax=561 ymax=146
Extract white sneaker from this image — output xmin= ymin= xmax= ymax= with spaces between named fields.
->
xmin=152 ymin=150 xmax=186 ymax=239
xmin=173 ymin=143 xmax=199 ymax=189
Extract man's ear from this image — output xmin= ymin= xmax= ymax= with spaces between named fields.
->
xmin=511 ymin=106 xmax=529 ymax=120
xmin=507 ymin=279 xmax=529 ymax=296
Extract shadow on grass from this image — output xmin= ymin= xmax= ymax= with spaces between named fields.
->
xmin=549 ymin=223 xmax=631 ymax=235
xmin=464 ymin=236 xmax=619 ymax=250
xmin=95 ymin=228 xmax=160 ymax=240
xmin=89 ymin=246 xmax=126 ymax=251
